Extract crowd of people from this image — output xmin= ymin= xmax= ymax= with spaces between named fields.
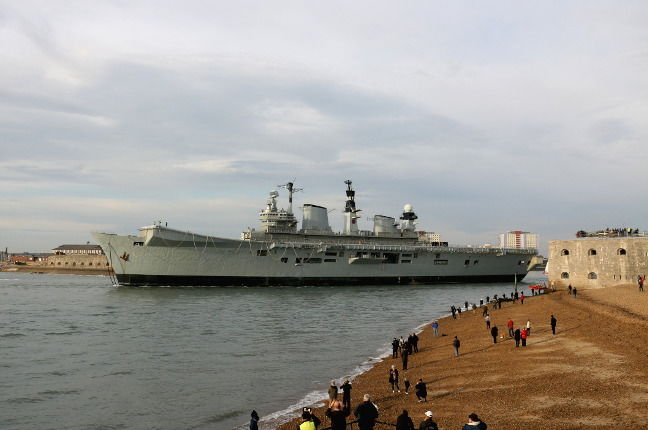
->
xmin=575 ymin=227 xmax=642 ymax=238
xmin=251 ymin=285 xmax=561 ymax=430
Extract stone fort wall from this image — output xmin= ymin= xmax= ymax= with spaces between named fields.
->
xmin=548 ymin=237 xmax=648 ymax=289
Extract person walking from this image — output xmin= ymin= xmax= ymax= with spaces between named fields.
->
xmin=507 ymin=318 xmax=514 ymax=337
xmin=520 ymin=292 xmax=525 ymax=305
xmin=514 ymin=328 xmax=521 ymax=347
xmin=419 ymin=411 xmax=439 ymax=430
xmin=340 ymin=380 xmax=352 ymax=411
xmin=568 ymin=284 xmax=572 ymax=295
xmin=249 ymin=410 xmax=260 ymax=430
xmin=432 ymin=321 xmax=439 ymax=337
xmin=526 ymin=320 xmax=532 ymax=336
xmin=326 ymin=400 xmax=349 ymax=430
xmin=395 ymin=409 xmax=415 ymax=430
xmin=521 ymin=328 xmax=527 ymax=347
xmin=453 ymin=336 xmax=460 ymax=357
xmin=550 ymin=314 xmax=557 ymax=335
xmin=389 ymin=365 xmax=401 ymax=393
xmin=328 ymin=380 xmax=338 ymax=401
xmin=482 ymin=305 xmax=488 ymax=317
xmin=639 ymin=275 xmax=644 ymax=292
xmin=401 ymin=347 xmax=409 ymax=370
xmin=461 ymin=413 xmax=487 ymax=430
xmin=490 ymin=325 xmax=499 ymax=344
xmin=404 ymin=377 xmax=410 ymax=395
xmin=451 ymin=306 xmax=457 ymax=319
xmin=414 ymin=379 xmax=427 ymax=403
xmin=573 ymin=287 xmax=578 ymax=298
xmin=484 ymin=314 xmax=491 ymax=329
xmin=354 ymin=394 xmax=379 ymax=430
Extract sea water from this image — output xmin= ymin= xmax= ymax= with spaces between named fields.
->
xmin=0 ymin=271 xmax=546 ymax=429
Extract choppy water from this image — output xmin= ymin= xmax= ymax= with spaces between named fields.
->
xmin=0 ymin=271 xmax=546 ymax=429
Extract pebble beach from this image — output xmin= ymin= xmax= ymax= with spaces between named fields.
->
xmin=276 ymin=284 xmax=648 ymax=429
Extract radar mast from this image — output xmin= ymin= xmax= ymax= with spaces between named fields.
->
xmin=278 ymin=181 xmax=302 ymax=215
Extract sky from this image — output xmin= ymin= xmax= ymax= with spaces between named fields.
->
xmin=1 ymin=1 xmax=647 ymax=254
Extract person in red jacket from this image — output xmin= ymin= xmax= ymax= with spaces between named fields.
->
xmin=506 ymin=319 xmax=514 ymax=337
xmin=521 ymin=328 xmax=528 ymax=346
xmin=520 ymin=292 xmax=525 ymax=304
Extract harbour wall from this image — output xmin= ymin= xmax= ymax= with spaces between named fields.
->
xmin=548 ymin=237 xmax=648 ymax=289
xmin=1 ymin=254 xmax=111 ymax=275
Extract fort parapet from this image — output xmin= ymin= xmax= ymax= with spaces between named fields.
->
xmin=548 ymin=237 xmax=648 ymax=289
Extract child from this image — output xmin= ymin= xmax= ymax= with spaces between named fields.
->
xmin=404 ymin=377 xmax=410 ymax=394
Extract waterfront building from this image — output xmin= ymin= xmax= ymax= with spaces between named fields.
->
xmin=52 ymin=244 xmax=105 ymax=255
xmin=548 ymin=233 xmax=648 ymax=289
xmin=499 ymin=231 xmax=538 ymax=250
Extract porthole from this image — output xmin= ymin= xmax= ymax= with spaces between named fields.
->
xmin=561 ymin=249 xmax=570 ymax=256
xmin=561 ymin=272 xmax=569 ymax=279
xmin=617 ymin=248 xmax=627 ymax=255
xmin=588 ymin=272 xmax=597 ymax=279
xmin=588 ymin=249 xmax=597 ymax=256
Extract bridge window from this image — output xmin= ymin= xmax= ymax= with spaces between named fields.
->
xmin=588 ymin=249 xmax=597 ymax=256
xmin=561 ymin=272 xmax=569 ymax=279
xmin=617 ymin=248 xmax=626 ymax=255
xmin=256 ymin=250 xmax=268 ymax=256
xmin=588 ymin=272 xmax=598 ymax=279
xmin=280 ymin=257 xmax=288 ymax=263
xmin=561 ymin=249 xmax=570 ymax=256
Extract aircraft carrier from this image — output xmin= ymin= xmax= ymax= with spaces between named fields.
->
xmin=93 ymin=180 xmax=536 ymax=286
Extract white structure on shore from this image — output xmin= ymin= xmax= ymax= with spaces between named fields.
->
xmin=499 ymin=231 xmax=538 ymax=250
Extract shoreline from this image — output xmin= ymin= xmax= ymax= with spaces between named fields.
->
xmin=0 ymin=265 xmax=112 ymax=277
xmin=276 ymin=285 xmax=648 ymax=430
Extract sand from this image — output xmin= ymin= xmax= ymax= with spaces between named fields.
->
xmin=276 ymin=285 xmax=648 ymax=429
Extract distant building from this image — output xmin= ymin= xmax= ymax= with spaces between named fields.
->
xmin=499 ymin=231 xmax=538 ymax=249
xmin=548 ymin=235 xmax=648 ymax=289
xmin=52 ymin=244 xmax=104 ymax=255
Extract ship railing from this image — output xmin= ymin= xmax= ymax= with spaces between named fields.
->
xmin=267 ymin=241 xmax=535 ymax=254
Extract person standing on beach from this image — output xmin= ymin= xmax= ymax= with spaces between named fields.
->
xmin=521 ymin=328 xmax=528 ymax=346
xmin=568 ymin=284 xmax=572 ymax=295
xmin=392 ymin=338 xmax=400 ymax=358
xmin=638 ymin=275 xmax=644 ymax=292
xmin=484 ymin=314 xmax=491 ymax=329
xmin=249 ymin=410 xmax=260 ymax=430
xmin=414 ymin=378 xmax=427 ymax=402
xmin=453 ymin=336 xmax=460 ymax=357
xmin=326 ymin=400 xmax=349 ymax=430
xmin=299 ymin=408 xmax=321 ymax=430
xmin=412 ymin=333 xmax=419 ymax=353
xmin=507 ymin=318 xmax=514 ymax=337
xmin=514 ymin=328 xmax=521 ymax=347
xmin=404 ymin=377 xmax=411 ymax=394
xmin=457 ymin=307 xmax=462 ymax=318
xmin=482 ymin=305 xmax=488 ymax=317
xmin=464 ymin=301 xmax=469 ymax=310
xmin=325 ymin=404 xmax=347 ymax=430
xmin=451 ymin=306 xmax=456 ymax=319
xmin=432 ymin=321 xmax=439 ymax=337
xmin=461 ymin=413 xmax=487 ymax=430
xmin=490 ymin=325 xmax=499 ymax=344
xmin=526 ymin=320 xmax=532 ymax=336
xmin=328 ymin=380 xmax=338 ymax=401
xmin=354 ymin=394 xmax=379 ymax=430
xmin=520 ymin=292 xmax=524 ymax=304
xmin=401 ymin=347 xmax=409 ymax=370
xmin=419 ymin=411 xmax=438 ymax=430
xmin=550 ymin=314 xmax=557 ymax=335
xmin=341 ymin=380 xmax=352 ymax=410
xmin=395 ymin=409 xmax=415 ymax=430
xmin=573 ymin=287 xmax=578 ymax=298
xmin=389 ymin=365 xmax=401 ymax=393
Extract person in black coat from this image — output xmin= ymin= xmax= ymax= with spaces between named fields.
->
xmin=401 ymin=347 xmax=409 ymax=370
xmin=514 ymin=328 xmax=521 ymax=347
xmin=419 ymin=411 xmax=438 ymax=430
xmin=354 ymin=394 xmax=379 ymax=430
xmin=395 ymin=409 xmax=415 ymax=430
xmin=550 ymin=314 xmax=557 ymax=335
xmin=325 ymin=400 xmax=349 ymax=430
xmin=490 ymin=325 xmax=499 ymax=344
xmin=340 ymin=380 xmax=352 ymax=410
xmin=414 ymin=379 xmax=427 ymax=402
xmin=249 ymin=410 xmax=259 ymax=430
xmin=392 ymin=337 xmax=400 ymax=358
xmin=412 ymin=333 xmax=419 ymax=353
xmin=461 ymin=413 xmax=487 ymax=430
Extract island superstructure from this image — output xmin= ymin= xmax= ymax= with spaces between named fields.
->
xmin=92 ymin=181 xmax=536 ymax=286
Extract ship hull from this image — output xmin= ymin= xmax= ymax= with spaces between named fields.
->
xmin=93 ymin=227 xmax=534 ymax=287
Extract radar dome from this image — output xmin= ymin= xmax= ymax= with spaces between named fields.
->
xmin=403 ymin=204 xmax=413 ymax=212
